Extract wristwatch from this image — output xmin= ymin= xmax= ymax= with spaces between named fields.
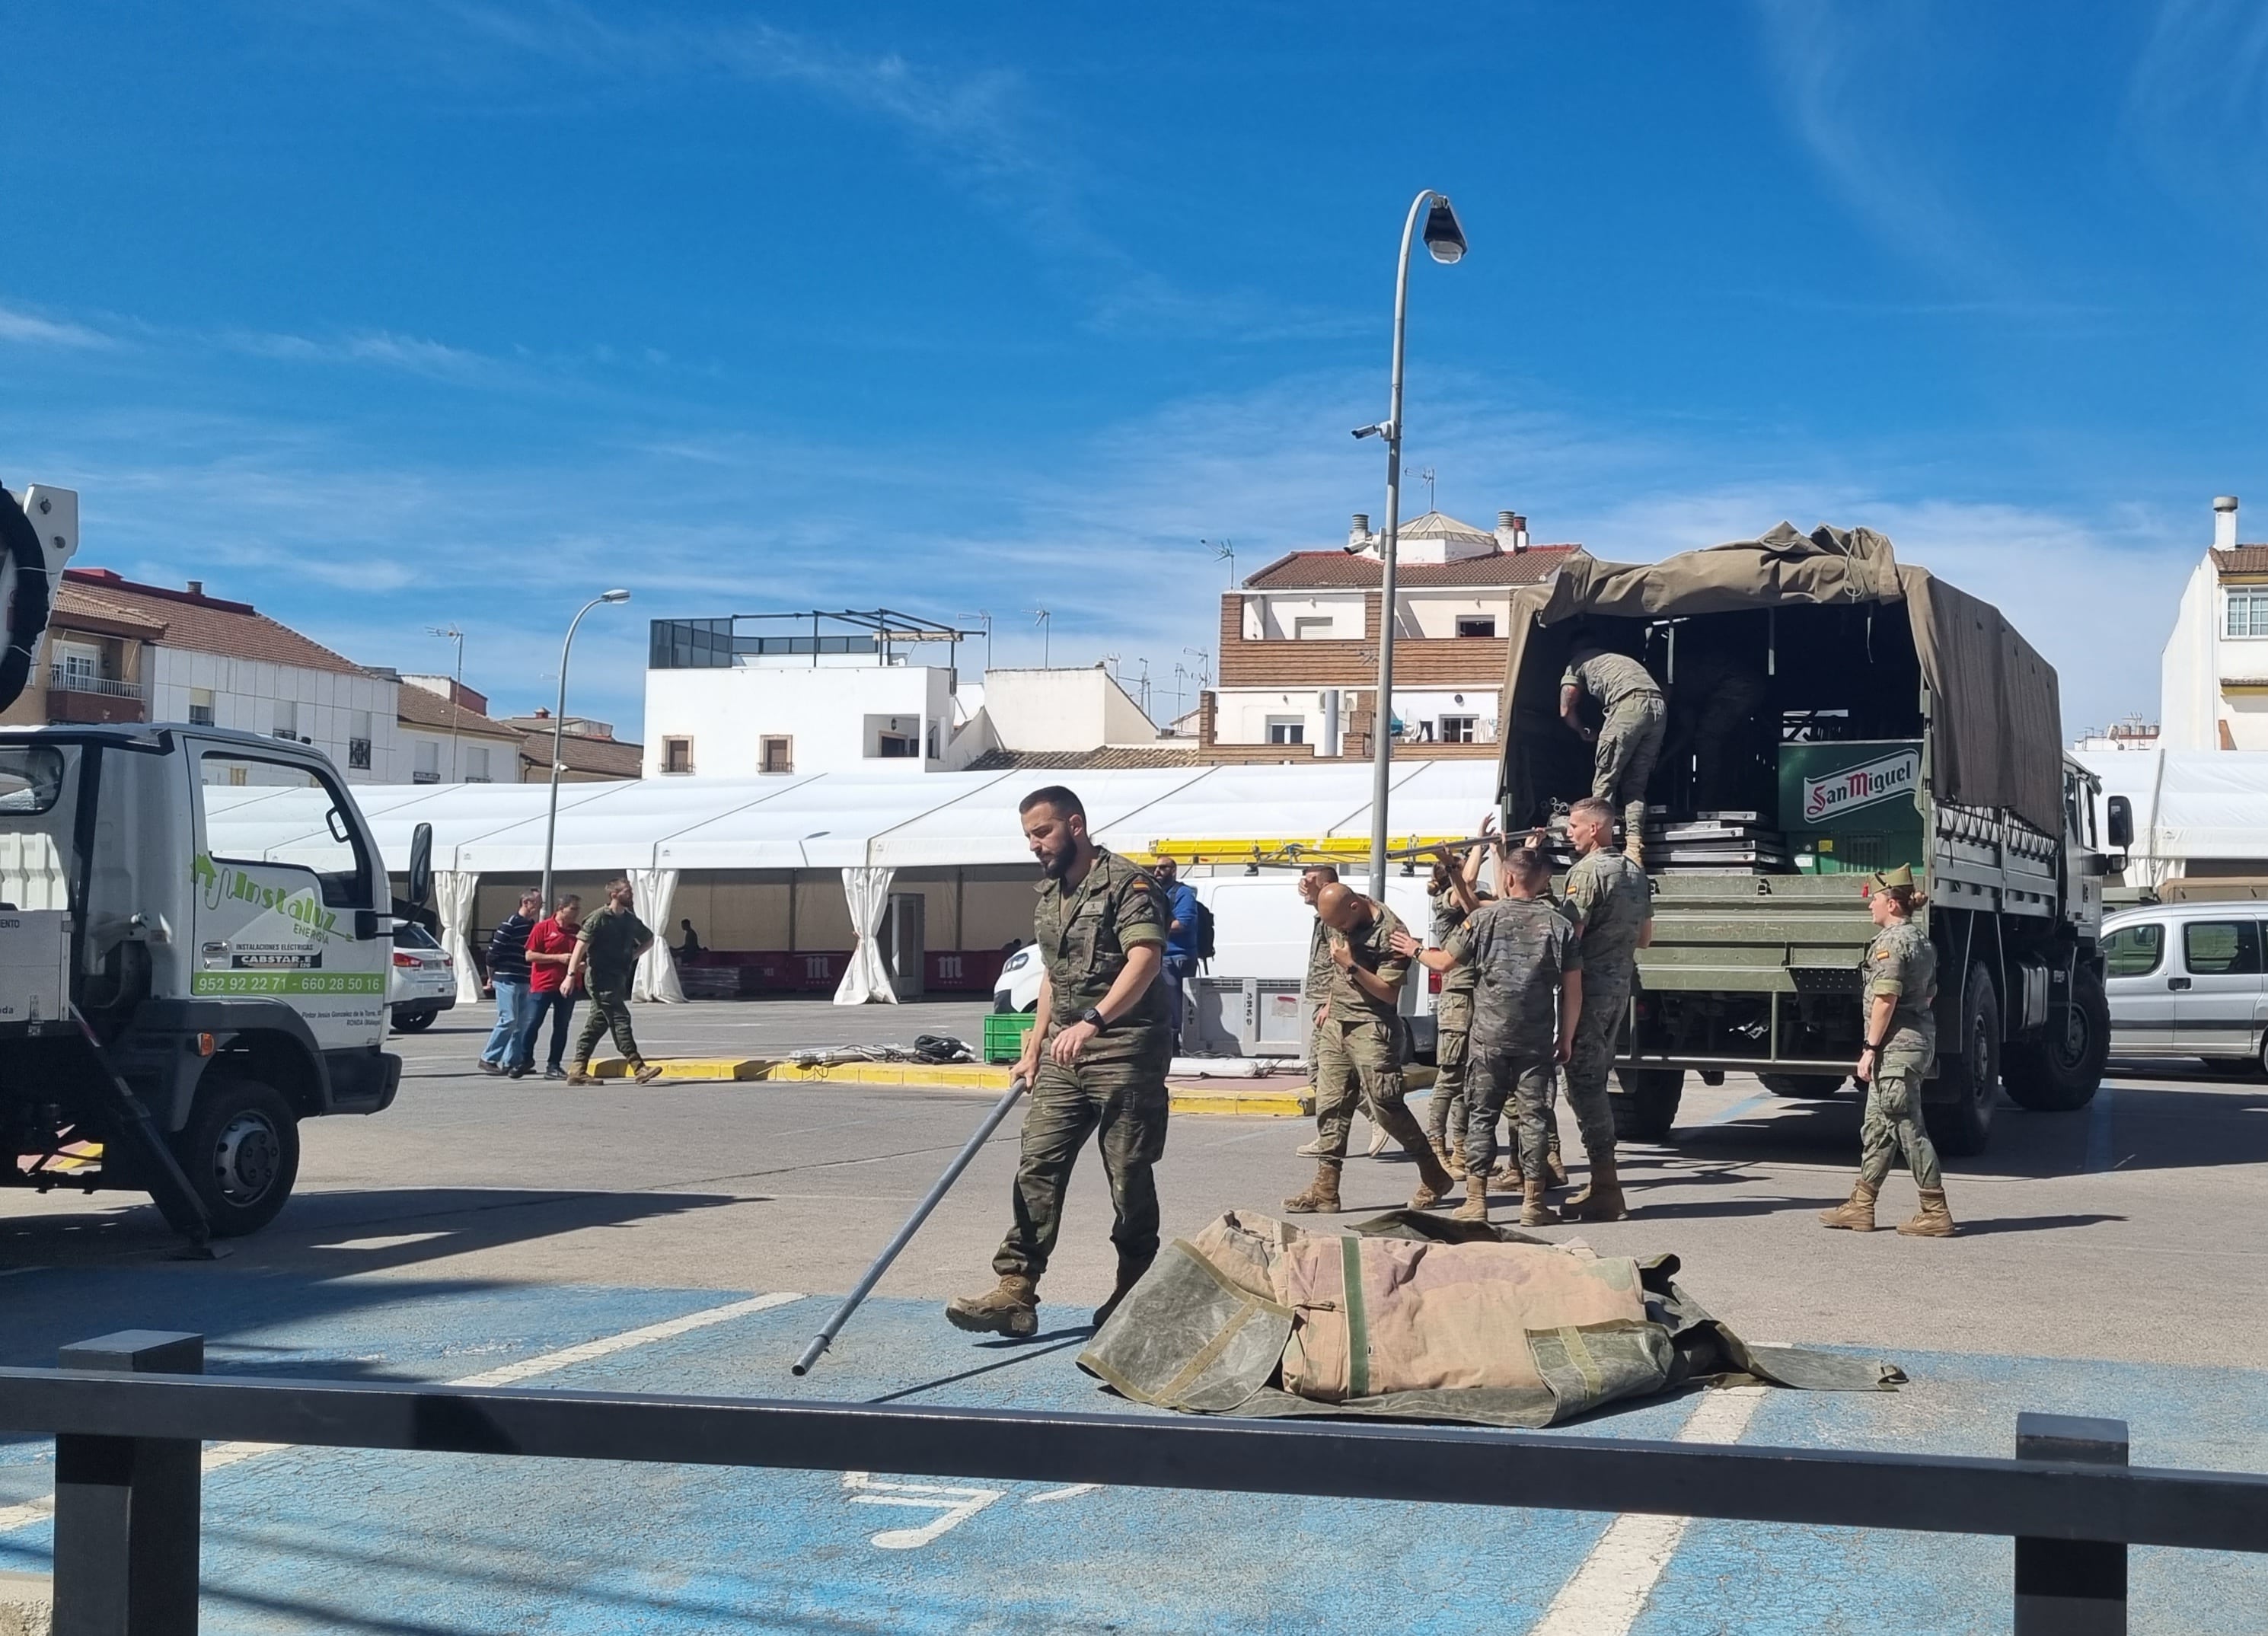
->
xmin=1080 ymin=1006 xmax=1108 ymax=1032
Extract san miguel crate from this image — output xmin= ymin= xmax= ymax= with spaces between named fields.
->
xmin=1778 ymin=739 xmax=1925 ymax=875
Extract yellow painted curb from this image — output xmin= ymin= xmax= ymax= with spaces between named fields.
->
xmin=587 ymin=1057 xmax=771 ymax=1081
xmin=761 ymin=1061 xmax=1013 ymax=1089
xmin=1170 ymin=1089 xmax=1314 ymax=1118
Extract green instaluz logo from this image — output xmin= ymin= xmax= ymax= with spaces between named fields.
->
xmin=193 ymin=853 xmax=342 ymax=941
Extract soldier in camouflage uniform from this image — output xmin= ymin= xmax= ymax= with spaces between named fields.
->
xmin=1293 ymin=866 xmax=1381 ymax=1158
xmin=1556 ymin=796 xmax=1654 ymax=1221
xmin=1820 ymin=864 xmax=1956 ymax=1237
xmin=1420 ymin=841 xmax=1491 ymax=1172
xmin=1399 ymin=845 xmax=1581 ymax=1225
xmin=948 ymin=786 xmax=1175 ymax=1338
xmin=1560 ymin=645 xmax=1666 ymax=868
xmin=1282 ymin=883 xmax=1456 ymax=1215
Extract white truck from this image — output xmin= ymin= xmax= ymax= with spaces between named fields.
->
xmin=0 ymin=483 xmax=428 ymax=1242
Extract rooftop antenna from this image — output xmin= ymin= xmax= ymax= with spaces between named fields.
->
xmin=965 ymin=611 xmax=994 ymax=671
xmin=1418 ymin=467 xmax=1437 ymax=512
xmin=1204 ymin=537 xmax=1236 ymax=588
xmin=1029 ymin=608 xmax=1052 ymax=668
xmin=1103 ymin=652 xmax=1120 ymax=679
xmin=1134 ymin=657 xmax=1152 ymax=719
xmin=1172 ymin=663 xmax=1189 ymax=728
xmin=426 ymin=623 xmax=465 ymax=783
xmin=1183 ymin=646 xmax=1212 ymax=688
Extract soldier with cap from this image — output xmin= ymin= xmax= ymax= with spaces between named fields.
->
xmin=1560 ymin=643 xmax=1667 ymax=868
xmin=1555 ymin=796 xmax=1654 ymax=1221
xmin=947 ymin=785 xmax=1175 ymax=1338
xmin=1282 ymin=882 xmax=1456 ymax=1215
xmin=1820 ymin=864 xmax=1957 ymax=1237
xmin=1420 ymin=831 xmax=1493 ymax=1172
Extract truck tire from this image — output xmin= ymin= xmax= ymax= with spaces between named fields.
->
xmin=391 ymin=1006 xmax=437 ymax=1033
xmin=164 ymin=1077 xmax=301 ymax=1238
xmin=1610 ymin=1068 xmax=1684 ymax=1143
xmin=2002 ymin=967 xmax=2108 ymax=1111
xmin=1922 ymin=964 xmax=1999 ymax=1158
xmin=1760 ymin=1073 xmax=1845 ymax=1098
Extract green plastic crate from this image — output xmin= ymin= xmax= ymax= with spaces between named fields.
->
xmin=983 ymin=1011 xmax=1037 ymax=1063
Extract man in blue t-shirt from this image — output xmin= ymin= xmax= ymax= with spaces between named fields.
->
xmin=1156 ymin=857 xmax=1201 ymax=1053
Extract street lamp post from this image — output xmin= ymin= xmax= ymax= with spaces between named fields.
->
xmin=1355 ymin=190 xmax=1467 ymax=900
xmin=539 ymin=589 xmax=631 ymax=911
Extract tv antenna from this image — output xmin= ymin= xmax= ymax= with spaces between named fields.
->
xmin=1029 ymin=608 xmax=1052 ymax=668
xmin=1417 ymin=467 xmax=1437 ymax=512
xmin=1204 ymin=537 xmax=1236 ymax=588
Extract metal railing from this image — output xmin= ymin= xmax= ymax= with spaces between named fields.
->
xmin=46 ymin=665 xmax=142 ymax=699
xmin=5 ymin=1329 xmax=2266 ymax=1632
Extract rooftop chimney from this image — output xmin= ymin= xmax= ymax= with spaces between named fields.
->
xmin=186 ymin=579 xmax=203 ymax=597
xmin=1349 ymin=512 xmax=1372 ymax=550
xmin=1494 ymin=511 xmax=1530 ymax=553
xmin=2215 ymin=495 xmax=2240 ymax=552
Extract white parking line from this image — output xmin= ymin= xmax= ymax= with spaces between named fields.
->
xmin=1526 ymin=1386 xmax=1767 ymax=1636
xmin=0 ymin=1290 xmax=806 ymax=1535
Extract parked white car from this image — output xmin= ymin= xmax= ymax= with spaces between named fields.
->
xmin=388 ymin=920 xmax=457 ymax=1033
xmin=2104 ymin=901 xmax=2268 ymax=1074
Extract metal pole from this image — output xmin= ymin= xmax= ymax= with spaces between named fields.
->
xmin=792 ymin=1074 xmax=1029 ymax=1376
xmin=541 ymin=597 xmax=604 ymax=914
xmin=1369 ymin=190 xmax=1434 ymax=901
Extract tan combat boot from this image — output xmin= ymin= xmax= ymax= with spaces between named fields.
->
xmin=1093 ymin=1256 xmax=1154 ymax=1328
xmin=1488 ymin=1160 xmax=1524 ymax=1195
xmin=1408 ymin=1146 xmax=1459 ymax=1210
xmin=1624 ymin=800 xmax=1650 ymax=870
xmin=1546 ymin=1131 xmax=1569 ymax=1188
xmin=1520 ymin=1185 xmax=1562 ymax=1227
xmin=1565 ymin=1148 xmax=1631 ymax=1222
xmin=945 ymin=1274 xmax=1039 ymax=1338
xmin=1453 ymin=1172 xmax=1489 ymax=1223
xmin=1282 ymin=1161 xmax=1342 ymax=1214
xmin=1896 ymin=1188 xmax=1957 ymax=1238
xmin=1818 ymin=1178 xmax=1880 ymax=1232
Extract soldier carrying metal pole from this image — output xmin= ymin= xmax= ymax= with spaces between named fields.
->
xmin=946 ymin=786 xmax=1176 ymax=1339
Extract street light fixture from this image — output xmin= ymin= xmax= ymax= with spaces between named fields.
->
xmin=1359 ymin=189 xmax=1466 ymax=901
xmin=539 ymin=588 xmax=630 ymax=912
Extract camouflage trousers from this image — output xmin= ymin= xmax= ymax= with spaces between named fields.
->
xmin=1464 ymin=1048 xmax=1556 ymax=1182
xmin=1422 ymin=991 xmax=1472 ymax=1146
xmin=993 ymin=1051 xmax=1171 ymax=1283
xmin=572 ymin=985 xmax=643 ymax=1068
xmin=1313 ymin=1016 xmax=1431 ymax=1163
xmin=1561 ymin=961 xmax=1632 ymax=1156
xmin=1857 ymin=1054 xmax=1943 ymax=1191
xmin=1310 ymin=1008 xmax=1379 ymax=1125
xmin=1594 ymin=694 xmax=1666 ymax=845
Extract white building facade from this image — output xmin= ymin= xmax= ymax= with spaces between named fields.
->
xmin=2161 ymin=496 xmax=2268 ymax=751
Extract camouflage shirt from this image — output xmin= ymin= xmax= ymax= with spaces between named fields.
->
xmin=1561 ymin=848 xmax=1653 ymax=971
xmin=1428 ymin=885 xmax=1479 ymax=997
xmin=1561 ymin=650 xmax=1662 ymax=710
xmin=1303 ymin=914 xmax=1334 ymax=1005
xmin=1321 ymin=900 xmax=1411 ymax=1025
xmin=1861 ymin=920 xmax=1937 ymax=1054
xmin=1448 ymin=896 xmax=1582 ymax=1057
xmin=1033 ymin=847 xmax=1169 ymax=1064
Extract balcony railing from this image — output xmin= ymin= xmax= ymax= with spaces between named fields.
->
xmin=47 ymin=666 xmax=142 ymax=699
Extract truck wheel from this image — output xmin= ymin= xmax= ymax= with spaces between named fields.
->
xmin=1610 ymin=1068 xmax=1684 ymax=1142
xmin=1923 ymin=964 xmax=1999 ymax=1158
xmin=391 ymin=1006 xmax=437 ymax=1033
xmin=167 ymin=1078 xmax=301 ymax=1237
xmin=2002 ymin=967 xmax=2108 ymax=1111
xmin=1760 ymin=1073 xmax=1845 ymax=1098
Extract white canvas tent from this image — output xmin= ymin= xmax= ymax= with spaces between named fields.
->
xmin=2078 ymin=749 xmax=2268 ymax=888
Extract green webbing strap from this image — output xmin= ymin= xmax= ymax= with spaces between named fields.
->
xmin=1340 ymin=1234 xmax=1370 ymax=1399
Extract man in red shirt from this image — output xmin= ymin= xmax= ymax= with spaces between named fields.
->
xmin=515 ymin=894 xmax=583 ymax=1081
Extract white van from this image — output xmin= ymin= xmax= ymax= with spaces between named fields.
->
xmin=2104 ymin=901 xmax=2268 ymax=1074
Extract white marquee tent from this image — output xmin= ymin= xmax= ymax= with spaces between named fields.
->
xmin=2078 ymin=749 xmax=2268 ymax=888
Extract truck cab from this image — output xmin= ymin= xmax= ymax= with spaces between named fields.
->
xmin=0 ymin=722 xmax=407 ymax=1236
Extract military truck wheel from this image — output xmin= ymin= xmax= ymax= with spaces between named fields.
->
xmin=2002 ymin=967 xmax=2107 ymax=1111
xmin=1759 ymin=1073 xmax=1845 ymax=1098
xmin=167 ymin=1078 xmax=301 ymax=1237
xmin=1923 ymin=964 xmax=1999 ymax=1157
xmin=1610 ymin=1068 xmax=1684 ymax=1142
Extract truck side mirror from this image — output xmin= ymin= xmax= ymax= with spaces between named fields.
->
xmin=408 ymin=822 xmax=434 ymax=907
xmin=2105 ymin=796 xmax=2133 ymax=852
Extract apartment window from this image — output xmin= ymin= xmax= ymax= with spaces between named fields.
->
xmin=413 ymin=739 xmax=440 ymax=784
xmin=877 ymin=732 xmax=919 ymax=758
xmin=1293 ymin=617 xmax=1333 ymax=640
xmin=1439 ymin=715 xmax=1479 ymax=743
xmin=2229 ymin=588 xmax=2268 ymax=638
xmin=189 ymin=687 xmax=216 ymax=727
xmin=761 ymin=736 xmax=793 ymax=774
xmin=466 ymin=745 xmax=493 ymax=783
xmin=1455 ymin=617 xmax=1498 ymax=638
xmin=227 ymin=765 xmax=247 ymax=787
xmin=272 ymin=700 xmax=299 ymax=741
xmin=348 ymin=708 xmax=372 ymax=770
xmin=1266 ymin=716 xmax=1306 ymax=745
xmin=663 ymin=736 xmax=694 ymax=775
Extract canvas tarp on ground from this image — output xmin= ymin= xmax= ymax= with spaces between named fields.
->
xmin=1497 ymin=521 xmax=2065 ymax=839
xmin=1078 ymin=1210 xmax=1900 ymax=1429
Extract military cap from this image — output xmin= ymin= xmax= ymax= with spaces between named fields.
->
xmin=1869 ymin=863 xmax=1916 ymax=891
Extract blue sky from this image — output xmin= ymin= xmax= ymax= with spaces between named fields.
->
xmin=3 ymin=2 xmax=2263 ymax=739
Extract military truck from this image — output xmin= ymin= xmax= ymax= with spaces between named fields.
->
xmin=1497 ymin=523 xmax=2126 ymax=1155
xmin=0 ymin=483 xmax=429 ymax=1240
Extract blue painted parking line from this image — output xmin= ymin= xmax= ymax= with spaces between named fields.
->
xmin=2086 ymin=1084 xmax=2117 ymax=1172
xmin=4 ymin=1274 xmax=2266 ymax=1633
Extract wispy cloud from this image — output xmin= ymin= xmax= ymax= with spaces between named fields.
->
xmin=0 ymin=301 xmax=118 ymax=350
xmin=2123 ymin=0 xmax=2268 ymax=226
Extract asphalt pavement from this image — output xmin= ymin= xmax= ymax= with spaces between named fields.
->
xmin=3 ymin=998 xmax=2266 ymax=1631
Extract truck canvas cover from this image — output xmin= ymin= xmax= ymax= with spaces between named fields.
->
xmin=1497 ymin=521 xmax=2065 ymax=838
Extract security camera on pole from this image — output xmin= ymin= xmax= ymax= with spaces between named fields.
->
xmin=1351 ymin=190 xmax=1467 ymax=900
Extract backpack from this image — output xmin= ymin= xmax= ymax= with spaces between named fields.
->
xmin=1192 ymin=896 xmax=1217 ymax=964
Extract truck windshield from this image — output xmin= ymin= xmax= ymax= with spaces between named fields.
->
xmin=0 ymin=745 xmax=65 ymax=814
